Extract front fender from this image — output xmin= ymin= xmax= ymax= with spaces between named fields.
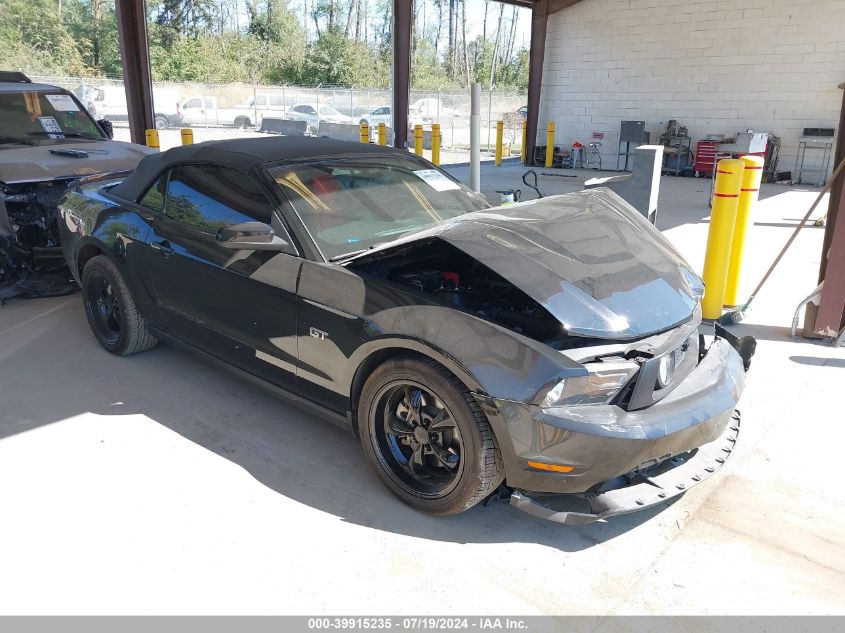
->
xmin=350 ymin=305 xmax=585 ymax=404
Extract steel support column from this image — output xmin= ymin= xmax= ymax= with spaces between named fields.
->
xmin=525 ymin=0 xmax=548 ymax=167
xmin=115 ymin=0 xmax=154 ymax=144
xmin=392 ymin=0 xmax=412 ymax=149
xmin=811 ymin=82 xmax=845 ymax=338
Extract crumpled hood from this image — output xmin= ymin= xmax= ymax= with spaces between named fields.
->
xmin=0 ymin=140 xmax=154 ymax=184
xmin=356 ymin=188 xmax=704 ymax=340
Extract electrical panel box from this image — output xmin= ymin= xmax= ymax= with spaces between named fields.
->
xmin=620 ymin=120 xmax=648 ymax=144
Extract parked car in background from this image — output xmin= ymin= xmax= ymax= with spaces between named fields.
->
xmin=411 ymin=97 xmax=465 ymax=120
xmin=285 ymin=103 xmax=354 ymax=134
xmin=76 ymin=84 xmax=183 ymax=129
xmin=240 ymin=93 xmax=288 ymax=128
xmin=358 ymin=105 xmax=429 ymax=129
xmin=511 ymin=105 xmax=528 ymax=119
xmin=58 ymin=136 xmax=753 ymax=524
xmin=180 ymin=96 xmax=255 ymax=128
xmin=0 ymin=71 xmax=153 ymax=302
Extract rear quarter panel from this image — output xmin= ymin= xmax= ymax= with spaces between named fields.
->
xmin=59 ymin=185 xmax=156 ymax=317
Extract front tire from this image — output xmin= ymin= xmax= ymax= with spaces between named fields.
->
xmin=357 ymin=356 xmax=504 ymax=516
xmin=155 ymin=114 xmax=169 ymax=130
xmin=81 ymin=255 xmax=158 ymax=356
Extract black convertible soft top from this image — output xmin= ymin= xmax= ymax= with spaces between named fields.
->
xmin=110 ymin=136 xmax=410 ymax=202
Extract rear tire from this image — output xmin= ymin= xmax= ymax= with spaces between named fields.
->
xmin=81 ymin=255 xmax=158 ymax=356
xmin=357 ymin=356 xmax=504 ymax=516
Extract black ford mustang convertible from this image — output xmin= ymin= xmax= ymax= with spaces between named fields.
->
xmin=59 ymin=137 xmax=753 ymax=523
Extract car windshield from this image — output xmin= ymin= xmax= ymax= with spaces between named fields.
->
xmin=0 ymin=90 xmax=103 ymax=144
xmin=268 ymin=156 xmax=489 ymax=260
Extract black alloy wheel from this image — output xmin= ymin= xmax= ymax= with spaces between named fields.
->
xmin=81 ymin=255 xmax=158 ymax=356
xmin=84 ymin=270 xmax=122 ymax=347
xmin=358 ymin=357 xmax=504 ymax=515
xmin=372 ymin=381 xmax=465 ymax=499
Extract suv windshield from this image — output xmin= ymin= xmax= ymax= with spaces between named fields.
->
xmin=268 ymin=156 xmax=488 ymax=260
xmin=0 ymin=90 xmax=104 ymax=144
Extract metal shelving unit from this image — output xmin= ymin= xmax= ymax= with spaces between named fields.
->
xmin=794 ymin=129 xmax=835 ymax=186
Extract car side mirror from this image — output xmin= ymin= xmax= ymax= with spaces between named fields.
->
xmin=216 ymin=221 xmax=290 ymax=251
xmin=97 ymin=119 xmax=114 ymax=139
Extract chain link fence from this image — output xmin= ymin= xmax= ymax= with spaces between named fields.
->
xmin=28 ymin=74 xmax=526 ymax=155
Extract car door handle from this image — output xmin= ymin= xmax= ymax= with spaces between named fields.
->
xmin=150 ymin=239 xmax=174 ymax=258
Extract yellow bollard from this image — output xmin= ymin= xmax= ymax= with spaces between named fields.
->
xmin=495 ymin=120 xmax=504 ymax=166
xmin=378 ymin=122 xmax=386 ymax=146
xmin=180 ymin=128 xmax=193 ymax=145
xmin=545 ymin=121 xmax=555 ymax=168
xmin=145 ymin=128 xmax=159 ymax=150
xmin=521 ymin=120 xmax=527 ymax=165
xmin=359 ymin=122 xmax=370 ymax=144
xmin=431 ymin=123 xmax=441 ymax=166
xmin=724 ymin=155 xmax=765 ymax=307
xmin=414 ymin=124 xmax=423 ymax=157
xmin=701 ymin=158 xmax=745 ymax=319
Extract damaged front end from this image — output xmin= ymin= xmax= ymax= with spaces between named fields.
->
xmin=346 ymin=190 xmax=757 ymax=523
xmin=502 ymin=325 xmax=755 ymax=524
xmin=0 ymin=179 xmax=77 ymax=303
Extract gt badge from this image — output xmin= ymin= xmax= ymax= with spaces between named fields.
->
xmin=309 ymin=327 xmax=329 ymax=341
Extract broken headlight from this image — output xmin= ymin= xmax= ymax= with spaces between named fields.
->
xmin=542 ymin=360 xmax=639 ymax=407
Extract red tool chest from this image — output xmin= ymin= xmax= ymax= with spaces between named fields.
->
xmin=694 ymin=140 xmax=717 ymax=175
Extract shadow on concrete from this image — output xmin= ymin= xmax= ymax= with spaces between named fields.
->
xmin=0 ymin=296 xmax=664 ymax=553
xmin=721 ymin=321 xmax=837 ymax=346
xmin=790 ymin=355 xmax=845 ymax=369
xmin=719 ymin=322 xmax=795 ymax=342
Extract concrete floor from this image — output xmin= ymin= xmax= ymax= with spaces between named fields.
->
xmin=1 ymin=164 xmax=844 ymax=615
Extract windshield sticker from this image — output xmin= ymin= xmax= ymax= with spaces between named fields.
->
xmin=413 ymin=169 xmax=460 ymax=192
xmin=45 ymin=94 xmax=80 ymax=112
xmin=37 ymin=116 xmax=64 ymax=138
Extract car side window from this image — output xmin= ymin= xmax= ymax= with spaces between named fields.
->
xmin=163 ymin=165 xmax=274 ymax=233
xmin=184 ymin=98 xmax=201 ymax=109
xmin=305 ymin=106 xmax=316 ymax=115
xmin=139 ymin=175 xmax=166 ymax=212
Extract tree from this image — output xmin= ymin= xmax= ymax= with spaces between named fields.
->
xmin=0 ymin=0 xmax=530 ymax=92
xmin=64 ymin=0 xmax=120 ymax=76
xmin=0 ymin=0 xmax=87 ymax=74
xmin=300 ymin=28 xmax=387 ymax=86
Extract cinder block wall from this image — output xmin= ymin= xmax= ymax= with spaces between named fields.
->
xmin=540 ymin=0 xmax=844 ymax=176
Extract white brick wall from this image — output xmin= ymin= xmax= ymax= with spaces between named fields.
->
xmin=540 ymin=0 xmax=845 ymax=176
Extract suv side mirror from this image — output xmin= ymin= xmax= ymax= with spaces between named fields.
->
xmin=216 ymin=221 xmax=290 ymax=251
xmin=97 ymin=119 xmax=114 ymax=139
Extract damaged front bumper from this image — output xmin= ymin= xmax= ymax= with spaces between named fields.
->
xmin=482 ymin=327 xmax=754 ymax=523
xmin=508 ymin=409 xmax=740 ymax=524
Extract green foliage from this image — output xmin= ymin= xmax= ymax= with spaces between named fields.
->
xmin=0 ymin=0 xmax=88 ymax=74
xmin=298 ymin=28 xmax=387 ymax=87
xmin=0 ymin=0 xmax=528 ymax=91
